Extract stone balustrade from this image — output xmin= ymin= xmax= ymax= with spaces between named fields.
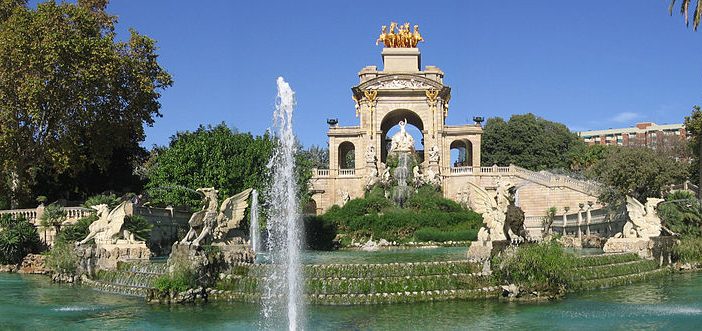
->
xmin=339 ymin=169 xmax=356 ymax=176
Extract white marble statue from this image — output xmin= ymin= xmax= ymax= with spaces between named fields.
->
xmin=425 ymin=168 xmax=441 ymax=187
xmin=77 ymin=202 xmax=142 ymax=247
xmin=466 ymin=180 xmax=514 ymax=242
xmin=365 ymin=145 xmax=376 ymax=163
xmin=338 ymin=190 xmax=351 ymax=206
xmin=366 ymin=166 xmax=379 ymax=189
xmin=617 ymin=196 xmax=664 ymax=239
xmin=179 ymin=187 xmax=253 ymax=247
xmin=389 ymin=119 xmax=415 ymax=152
xmin=379 ymin=162 xmax=391 ymax=185
xmin=412 ymin=165 xmax=424 ymax=187
xmin=428 ymin=145 xmax=440 ymax=163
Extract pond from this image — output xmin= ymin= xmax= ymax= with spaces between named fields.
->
xmin=1 ymin=270 xmax=700 ymax=330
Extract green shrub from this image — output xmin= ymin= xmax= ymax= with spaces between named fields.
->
xmin=304 ymin=216 xmax=337 ymax=250
xmin=658 ymin=191 xmax=702 ymax=237
xmin=414 ymin=227 xmax=477 ymax=242
xmin=39 ymin=203 xmax=66 ymax=233
xmin=55 ymin=215 xmax=96 ymax=244
xmin=46 ymin=240 xmax=78 ymax=274
xmin=123 ymin=215 xmax=153 ymax=241
xmin=0 ymin=215 xmax=41 ymax=264
xmin=83 ymin=194 xmax=121 ymax=209
xmin=492 ymin=240 xmax=576 ymax=290
xmin=673 ymin=237 xmax=702 ymax=264
xmin=154 ymin=260 xmax=197 ymax=294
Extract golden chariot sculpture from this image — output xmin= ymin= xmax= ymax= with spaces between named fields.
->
xmin=376 ymin=22 xmax=423 ymax=48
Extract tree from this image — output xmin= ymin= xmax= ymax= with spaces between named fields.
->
xmin=587 ymin=147 xmax=688 ymax=205
xmin=566 ymin=144 xmax=612 ymax=173
xmin=39 ymin=203 xmax=66 ymax=235
xmin=144 ymin=124 xmax=275 ymax=209
xmin=300 ymin=145 xmax=329 ymax=169
xmin=0 ymin=0 xmax=172 ymax=207
xmin=685 ymin=106 xmax=702 ymax=196
xmin=481 ymin=113 xmax=585 ymax=171
xmin=670 ymin=0 xmax=702 ymax=31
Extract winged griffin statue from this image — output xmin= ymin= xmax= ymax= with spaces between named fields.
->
xmin=617 ymin=196 xmax=664 ymax=239
xmin=466 ymin=179 xmax=522 ymax=243
xmin=77 ymin=201 xmax=141 ymax=246
xmin=178 ymin=187 xmax=253 ymax=247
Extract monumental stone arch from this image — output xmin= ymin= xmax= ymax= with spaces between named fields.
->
xmin=309 ymin=25 xmax=604 ymax=239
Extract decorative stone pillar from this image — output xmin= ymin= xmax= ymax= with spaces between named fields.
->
xmin=562 ymin=206 xmax=570 ymax=236
xmin=586 ymin=201 xmax=593 ymax=236
xmin=577 ymin=203 xmax=584 ymax=240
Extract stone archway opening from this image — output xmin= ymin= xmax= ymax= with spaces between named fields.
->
xmin=338 ymin=141 xmax=355 ymax=169
xmin=450 ymin=139 xmax=473 ymax=167
xmin=380 ymin=109 xmax=425 ymax=163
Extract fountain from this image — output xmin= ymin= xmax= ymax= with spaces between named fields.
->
xmin=250 ymin=189 xmax=260 ymax=254
xmin=392 ymin=152 xmax=411 ymax=207
xmin=261 ymin=77 xmax=304 ymax=330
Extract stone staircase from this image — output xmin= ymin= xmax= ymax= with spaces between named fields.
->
xmin=210 ymin=260 xmax=503 ymax=305
xmin=82 ymin=261 xmax=168 ymax=297
xmin=569 ymin=253 xmax=669 ymax=291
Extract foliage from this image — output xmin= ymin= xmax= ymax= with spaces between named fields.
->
xmin=673 ymin=237 xmax=702 ymax=263
xmin=123 ymin=215 xmax=153 ymax=242
xmin=321 ymin=187 xmax=482 ymax=243
xmin=154 ymin=258 xmax=197 ymax=294
xmin=0 ymin=214 xmax=41 ymax=264
xmin=670 ymin=0 xmax=702 ymax=31
xmin=586 ymin=147 xmax=688 ymax=205
xmin=144 ymin=123 xmax=274 ymax=209
xmin=55 ymin=215 xmax=96 ymax=244
xmin=304 ymin=216 xmax=338 ymax=250
xmin=0 ymin=0 xmax=171 ymax=206
xmin=542 ymin=206 xmax=557 ymax=234
xmin=492 ymin=240 xmax=576 ymax=290
xmin=685 ymin=105 xmax=702 ymax=189
xmin=83 ymin=194 xmax=121 ymax=209
xmin=414 ymin=227 xmax=477 ymax=242
xmin=299 ymin=145 xmax=329 ymax=169
xmin=39 ymin=203 xmax=66 ymax=233
xmin=658 ymin=190 xmax=702 ymax=237
xmin=481 ymin=113 xmax=584 ymax=170
xmin=566 ymin=144 xmax=612 ymax=173
xmin=45 ymin=240 xmax=78 ymax=274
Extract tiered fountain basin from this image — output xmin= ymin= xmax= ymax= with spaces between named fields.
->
xmin=82 ymin=248 xmax=671 ymax=305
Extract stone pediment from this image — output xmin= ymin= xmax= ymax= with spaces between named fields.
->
xmin=353 ymin=74 xmax=448 ymax=95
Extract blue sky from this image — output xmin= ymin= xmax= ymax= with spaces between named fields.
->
xmin=91 ymin=1 xmax=702 ymax=148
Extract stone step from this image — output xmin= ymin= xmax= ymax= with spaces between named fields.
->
xmin=207 ymin=287 xmax=503 ymax=305
xmin=570 ymin=260 xmax=659 ymax=282
xmin=570 ymin=268 xmax=670 ymax=291
xmin=82 ymin=278 xmax=150 ymax=297
xmin=573 ymin=253 xmax=640 ymax=268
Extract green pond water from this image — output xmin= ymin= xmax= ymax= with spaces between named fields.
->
xmin=1 ymin=270 xmax=700 ymax=330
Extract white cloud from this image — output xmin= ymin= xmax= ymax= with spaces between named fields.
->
xmin=610 ymin=112 xmax=640 ymax=123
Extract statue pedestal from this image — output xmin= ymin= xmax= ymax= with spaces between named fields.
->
xmin=466 ymin=241 xmax=492 ymax=261
xmin=603 ymin=237 xmax=652 ymax=258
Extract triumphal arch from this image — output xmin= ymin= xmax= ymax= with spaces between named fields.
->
xmin=309 ymin=23 xmax=603 ymax=238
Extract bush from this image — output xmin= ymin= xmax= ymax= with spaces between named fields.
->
xmin=414 ymin=227 xmax=477 ymax=242
xmin=55 ymin=215 xmax=96 ymax=244
xmin=319 ymin=188 xmax=483 ymax=244
xmin=45 ymin=240 xmax=78 ymax=274
xmin=0 ymin=215 xmax=41 ymax=264
xmin=154 ymin=259 xmax=197 ymax=294
xmin=658 ymin=191 xmax=702 ymax=237
xmin=492 ymin=240 xmax=576 ymax=290
xmin=123 ymin=215 xmax=153 ymax=242
xmin=83 ymin=194 xmax=121 ymax=209
xmin=673 ymin=237 xmax=702 ymax=264
xmin=39 ymin=203 xmax=66 ymax=233
xmin=304 ymin=216 xmax=337 ymax=250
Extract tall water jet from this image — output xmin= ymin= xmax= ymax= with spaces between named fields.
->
xmin=261 ymin=77 xmax=303 ymax=330
xmin=249 ymin=189 xmax=260 ymax=254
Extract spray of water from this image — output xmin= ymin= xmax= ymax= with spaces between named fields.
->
xmin=249 ymin=189 xmax=260 ymax=254
xmin=261 ymin=77 xmax=303 ymax=331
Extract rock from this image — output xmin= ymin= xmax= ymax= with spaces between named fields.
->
xmin=0 ymin=264 xmax=18 ymax=273
xmin=18 ymin=254 xmax=50 ymax=274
